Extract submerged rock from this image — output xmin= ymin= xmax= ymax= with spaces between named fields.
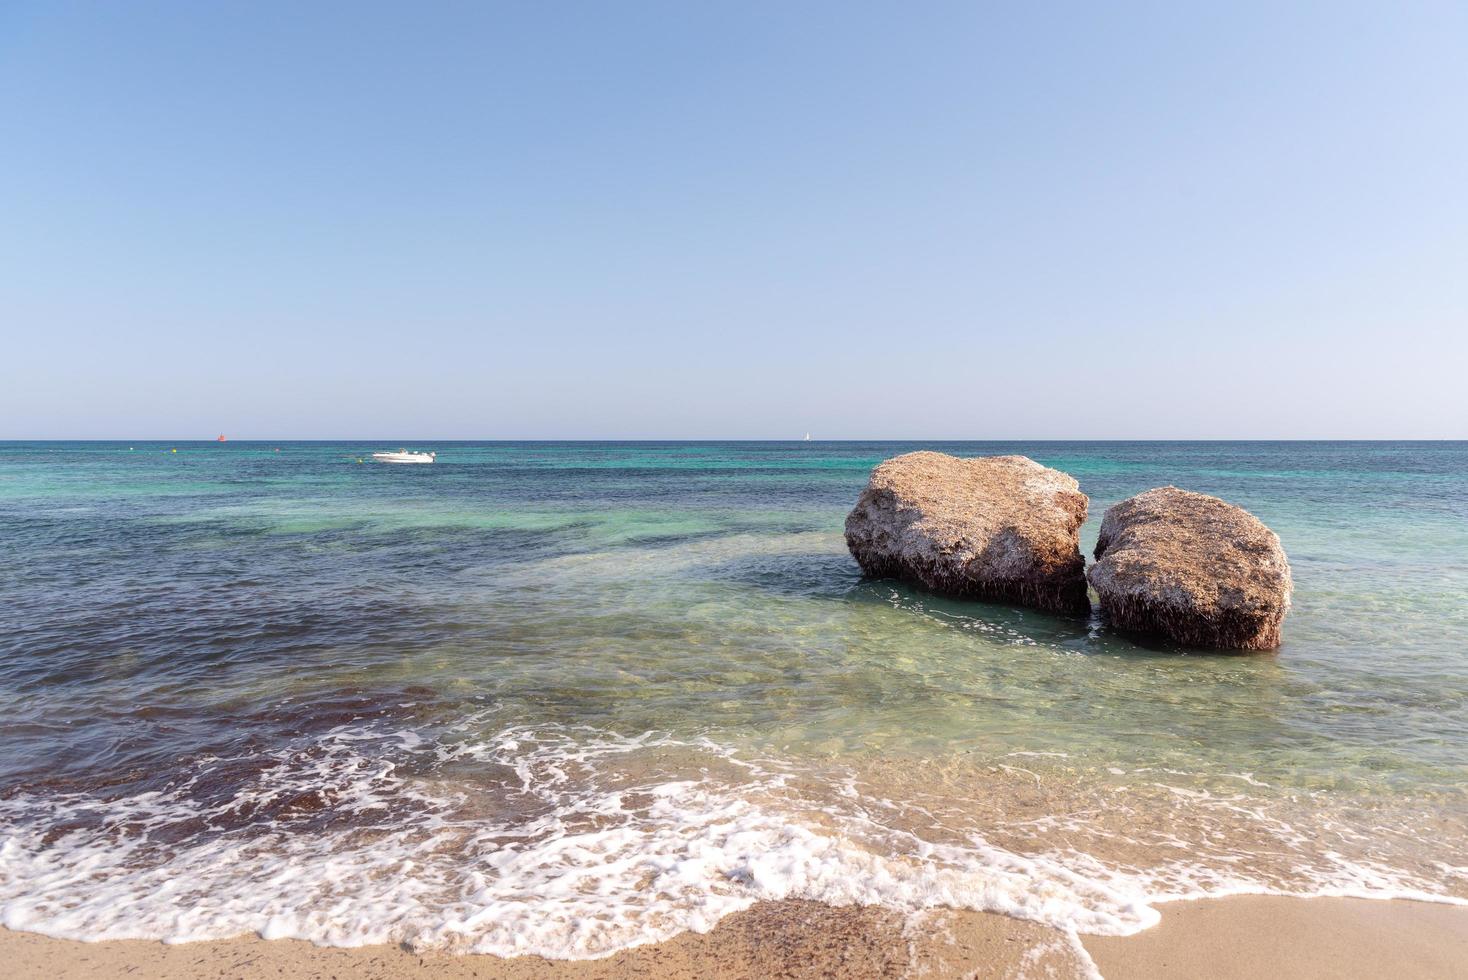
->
xmin=1088 ymin=487 xmax=1292 ymax=650
xmin=844 ymin=452 xmax=1089 ymax=614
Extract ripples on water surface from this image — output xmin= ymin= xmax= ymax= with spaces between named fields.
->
xmin=1 ymin=441 xmax=1466 ymax=956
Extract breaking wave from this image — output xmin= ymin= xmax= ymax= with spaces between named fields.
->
xmin=2 ymin=715 xmax=1463 ymax=959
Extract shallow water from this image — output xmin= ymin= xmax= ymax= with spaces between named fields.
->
xmin=1 ymin=441 xmax=1465 ymax=956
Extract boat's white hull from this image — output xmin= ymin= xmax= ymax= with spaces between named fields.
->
xmin=371 ymin=451 xmax=435 ymax=464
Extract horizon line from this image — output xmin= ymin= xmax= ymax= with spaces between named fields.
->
xmin=3 ymin=437 xmax=1466 ymax=444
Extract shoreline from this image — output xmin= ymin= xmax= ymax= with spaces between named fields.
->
xmin=3 ymin=895 xmax=1465 ymax=979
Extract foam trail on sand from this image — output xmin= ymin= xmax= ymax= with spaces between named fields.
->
xmin=1 ymin=719 xmax=1463 ymax=959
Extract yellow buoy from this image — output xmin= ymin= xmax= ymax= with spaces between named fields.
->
xmin=171 ymin=448 xmax=177 ymax=453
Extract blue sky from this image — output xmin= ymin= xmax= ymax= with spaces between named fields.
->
xmin=2 ymin=1 xmax=1464 ymax=439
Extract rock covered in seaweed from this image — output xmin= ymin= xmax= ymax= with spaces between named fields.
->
xmin=1087 ymin=487 xmax=1292 ymax=650
xmin=844 ymin=452 xmax=1090 ymax=614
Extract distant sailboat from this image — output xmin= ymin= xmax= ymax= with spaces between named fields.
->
xmin=803 ymin=432 xmax=811 ymax=441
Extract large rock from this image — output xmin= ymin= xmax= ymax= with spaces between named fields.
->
xmin=844 ymin=452 xmax=1089 ymax=613
xmin=1087 ymin=487 xmax=1292 ymax=650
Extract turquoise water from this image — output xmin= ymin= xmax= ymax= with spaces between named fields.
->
xmin=1 ymin=441 xmax=1465 ymax=955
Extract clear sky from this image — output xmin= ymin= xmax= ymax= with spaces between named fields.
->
xmin=2 ymin=1 xmax=1465 ymax=439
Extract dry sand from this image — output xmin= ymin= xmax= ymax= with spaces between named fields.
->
xmin=1 ymin=895 xmax=1463 ymax=979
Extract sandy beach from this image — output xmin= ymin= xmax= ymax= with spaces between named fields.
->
xmin=3 ymin=895 xmax=1464 ymax=979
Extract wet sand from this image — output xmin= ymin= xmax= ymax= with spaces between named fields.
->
xmin=1084 ymin=895 xmax=1468 ymax=980
xmin=2 ymin=895 xmax=1464 ymax=978
xmin=0 ymin=901 xmax=1081 ymax=979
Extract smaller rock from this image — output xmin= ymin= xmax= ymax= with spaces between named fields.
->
xmin=1088 ymin=487 xmax=1292 ymax=650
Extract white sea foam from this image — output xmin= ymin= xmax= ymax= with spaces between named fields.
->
xmin=0 ymin=720 xmax=1463 ymax=961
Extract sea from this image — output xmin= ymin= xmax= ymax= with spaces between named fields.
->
xmin=1 ymin=441 xmax=1465 ymax=958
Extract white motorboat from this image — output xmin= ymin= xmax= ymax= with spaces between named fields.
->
xmin=371 ymin=449 xmax=436 ymax=464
